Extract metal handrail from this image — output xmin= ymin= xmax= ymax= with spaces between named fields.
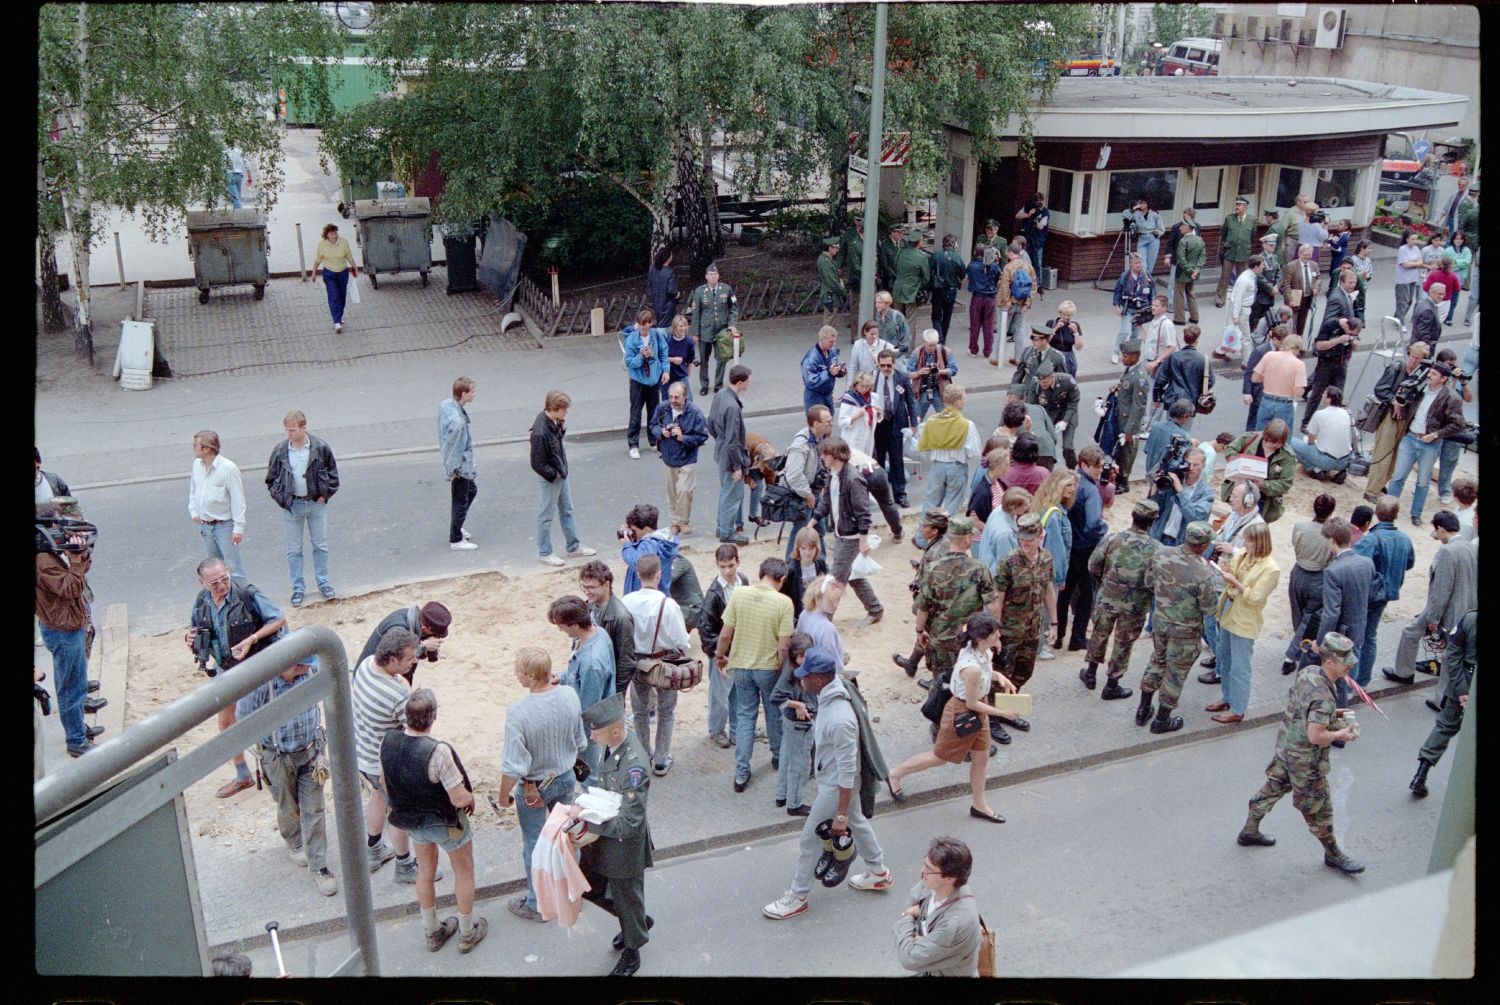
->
xmin=33 ymin=626 xmax=379 ymax=976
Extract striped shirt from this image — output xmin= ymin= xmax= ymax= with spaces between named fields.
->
xmin=352 ymin=655 xmax=411 ymax=775
xmin=499 ymin=686 xmax=588 ymax=780
xmin=723 ymin=583 xmax=795 ymax=670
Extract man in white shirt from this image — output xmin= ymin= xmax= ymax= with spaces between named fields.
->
xmin=621 ymin=553 xmax=690 ymax=776
xmin=1292 ymin=387 xmax=1355 ymax=483
xmin=189 ymin=430 xmax=249 ymax=585
xmin=1216 ymin=256 xmax=1262 ymax=361
xmin=1141 ymin=295 xmax=1179 ymax=376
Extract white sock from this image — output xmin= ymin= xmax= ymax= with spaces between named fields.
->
xmin=458 ymin=912 xmax=473 ymax=936
xmin=421 ymin=906 xmax=438 ymax=934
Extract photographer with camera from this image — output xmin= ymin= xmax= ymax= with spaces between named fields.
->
xmin=36 ymin=502 xmax=101 ymax=759
xmin=1149 ymin=447 xmax=1214 ymax=547
xmin=649 ymin=381 xmax=709 ymax=536
xmin=780 ymin=406 xmax=832 ymax=560
xmin=1384 ymin=361 xmax=1467 ymax=526
xmin=1111 ymin=253 xmax=1154 ymax=365
xmin=1301 ymin=315 xmax=1363 ymax=435
xmin=1123 ymin=197 xmax=1165 ymax=278
xmin=185 ymin=557 xmax=287 ymax=796
xmin=357 ymin=601 xmax=452 ymax=686
xmin=1363 ymin=342 xmax=1431 ymax=499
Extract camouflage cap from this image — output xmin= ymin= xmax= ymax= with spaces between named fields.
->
xmin=1121 ymin=337 xmax=1142 ymax=354
xmin=1184 ymin=521 xmax=1214 ymax=546
xmin=1036 ymin=359 xmax=1056 ymax=378
xmin=1320 ymin=632 xmax=1358 ymax=666
xmin=580 ymin=691 xmax=626 ymax=730
xmin=1132 ymin=499 xmax=1161 ymax=521
xmin=947 ymin=515 xmax=977 ymax=536
xmin=1015 ymin=513 xmax=1042 ymax=539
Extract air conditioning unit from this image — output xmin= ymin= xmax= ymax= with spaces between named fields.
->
xmin=1212 ymin=12 xmax=1229 ymax=36
xmin=1278 ymin=17 xmax=1301 ymax=41
xmin=1245 ymin=15 xmax=1263 ymax=39
xmin=1315 ymin=7 xmax=1348 ymax=49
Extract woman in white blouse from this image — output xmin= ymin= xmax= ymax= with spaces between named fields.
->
xmin=837 ymin=370 xmax=880 ymax=457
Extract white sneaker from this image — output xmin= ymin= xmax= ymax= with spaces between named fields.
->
xmin=1037 ymin=646 xmax=1056 ymax=661
xmin=334 ymin=322 xmax=342 ymax=333
xmin=313 ymin=868 xmax=338 ymax=897
xmin=762 ymin=891 xmax=809 ymax=919
xmin=848 ymin=868 xmax=894 ymax=891
xmin=538 ymin=554 xmax=565 ymax=567
xmin=629 ymin=447 xmax=641 ymax=459
xmin=287 ymin=843 xmax=308 ymax=867
xmin=460 ymin=527 xmax=472 ymax=541
xmin=1111 ymin=353 xmax=1120 ymax=365
xmin=450 ymin=540 xmax=479 ymax=551
xmin=567 ymin=545 xmax=597 ymax=557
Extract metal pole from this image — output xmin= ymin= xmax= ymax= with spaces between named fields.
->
xmin=1116 ymin=4 xmax=1128 ymax=62
xmin=857 ymin=2 xmax=889 ymax=329
xmin=295 ymin=222 xmax=308 ymax=281
xmin=134 ymin=280 xmax=144 ymax=321
xmin=114 ymin=231 xmax=125 ymax=290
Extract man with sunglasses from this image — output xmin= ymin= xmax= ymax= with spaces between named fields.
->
xmin=870 ymin=348 xmax=919 ymax=507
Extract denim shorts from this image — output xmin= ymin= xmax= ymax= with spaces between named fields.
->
xmin=406 ymin=811 xmax=473 ymax=852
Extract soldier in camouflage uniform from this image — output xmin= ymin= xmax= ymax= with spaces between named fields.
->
xmin=1134 ymin=521 xmax=1221 ymax=733
xmin=913 ymin=516 xmax=1000 ymax=686
xmin=992 ymin=513 xmax=1055 ymax=692
xmin=1109 ymin=338 xmax=1152 ymax=492
xmin=1081 ymin=499 xmax=1161 ymax=699
xmin=817 ymin=238 xmax=846 ymax=330
xmin=686 ymin=263 xmax=740 ymax=397
xmin=1035 ymin=361 xmax=1081 ymax=469
xmin=892 ymin=510 xmax=950 ymax=678
xmin=1237 ymin=632 xmax=1365 ymax=874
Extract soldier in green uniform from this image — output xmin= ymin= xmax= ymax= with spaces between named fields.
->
xmin=1110 ymin=338 xmax=1152 ymax=492
xmin=1035 ymin=361 xmax=1081 ymax=469
xmin=982 ymin=218 xmax=1005 ymax=255
xmin=1216 ymin=195 xmax=1255 ymax=307
xmin=686 ymin=263 xmax=740 ymax=397
xmin=913 ymin=516 xmax=1000 ymax=687
xmin=1237 ymin=632 xmax=1365 ymax=874
xmin=839 ymin=219 xmax=866 ymax=336
xmin=1081 ymin=499 xmax=1161 ymax=699
xmin=1134 ymin=521 xmax=1221 ymax=733
xmin=893 ymin=510 xmax=950 ymax=678
xmin=991 ymin=512 xmax=1056 ymax=695
xmin=891 ymin=233 xmax=932 ymax=319
xmin=818 ymin=238 xmax=846 ymax=330
xmin=878 ymin=224 xmax=903 ymax=292
xmin=1016 ymin=332 xmax=1066 ymax=403
xmin=1409 ymin=608 xmax=1476 ymax=798
xmin=565 ymin=692 xmax=656 ymax=976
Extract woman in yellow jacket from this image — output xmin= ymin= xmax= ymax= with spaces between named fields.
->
xmin=312 ymin=223 xmax=358 ymax=332
xmin=1206 ymin=522 xmax=1280 ymax=723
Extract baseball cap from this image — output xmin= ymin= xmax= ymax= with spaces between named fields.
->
xmin=793 ymin=646 xmax=840 ymax=679
xmin=1184 ymin=521 xmax=1214 ymax=546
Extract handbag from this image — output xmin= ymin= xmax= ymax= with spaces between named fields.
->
xmin=1354 ymin=395 xmax=1389 ymax=434
xmin=920 ymin=670 xmax=951 ymax=724
xmin=977 ymin=915 xmax=998 ymax=977
xmin=634 ymin=597 xmax=704 ymax=691
xmin=346 ymin=271 xmax=361 ymax=305
xmin=1195 ymin=351 xmax=1217 ymax=415
xmin=953 ymin=709 xmax=982 ymax=737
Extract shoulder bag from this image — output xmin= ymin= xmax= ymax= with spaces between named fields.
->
xmin=1195 ymin=351 xmax=1217 ymax=415
xmin=635 ymin=596 xmax=704 ymax=691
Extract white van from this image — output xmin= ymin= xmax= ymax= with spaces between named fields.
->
xmin=1159 ymin=38 xmax=1221 ymax=76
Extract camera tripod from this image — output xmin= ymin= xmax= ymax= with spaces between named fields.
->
xmin=1093 ymin=222 xmax=1135 ymax=291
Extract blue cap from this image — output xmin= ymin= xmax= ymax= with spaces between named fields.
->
xmin=794 ymin=646 xmax=840 ymax=678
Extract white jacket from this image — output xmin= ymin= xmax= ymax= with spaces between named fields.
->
xmin=1227 ymin=268 xmax=1258 ymax=328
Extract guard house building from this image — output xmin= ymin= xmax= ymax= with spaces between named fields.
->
xmin=933 ymin=76 xmax=1468 ymax=285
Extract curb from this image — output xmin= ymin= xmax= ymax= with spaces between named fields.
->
xmin=205 ymin=675 xmax=1434 ymax=955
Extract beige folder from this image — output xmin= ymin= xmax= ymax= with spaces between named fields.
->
xmin=991 ymin=693 xmax=1033 ymax=715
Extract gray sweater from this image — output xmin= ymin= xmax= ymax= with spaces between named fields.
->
xmin=499 ymin=686 xmax=588 ymax=781
xmin=893 ymin=881 xmax=983 ymax=977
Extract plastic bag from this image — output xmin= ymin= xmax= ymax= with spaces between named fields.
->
xmin=346 ymin=272 xmax=361 ymax=305
xmin=1218 ymin=324 xmax=1240 ymax=355
xmin=850 ymin=552 xmax=882 ymax=578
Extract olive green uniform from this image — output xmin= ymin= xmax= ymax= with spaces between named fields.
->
xmin=1139 ymin=545 xmax=1220 ymax=708
xmin=1017 ymin=344 xmax=1066 ymax=402
xmin=686 ymin=282 xmax=739 ymax=395
xmin=891 ymin=241 xmax=932 ymax=316
xmin=579 ymin=730 xmax=655 ymax=951
xmin=818 ymin=250 xmax=846 ymax=328
xmin=1086 ymin=530 xmax=1161 ymax=680
xmin=1113 ymin=360 xmax=1152 ymax=481
xmin=1245 ymin=666 xmax=1337 ymax=843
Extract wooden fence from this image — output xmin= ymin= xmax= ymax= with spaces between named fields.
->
xmin=515 ymin=275 xmax=824 ymax=338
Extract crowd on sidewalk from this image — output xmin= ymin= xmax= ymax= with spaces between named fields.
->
xmin=35 ymin=182 xmax=1479 ymax=977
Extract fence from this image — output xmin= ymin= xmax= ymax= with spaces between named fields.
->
xmin=515 ymin=274 xmax=824 ymax=338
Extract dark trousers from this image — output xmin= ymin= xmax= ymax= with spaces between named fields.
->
xmin=1245 ymin=386 xmax=1263 ymax=432
xmin=1055 ymin=545 xmax=1097 ymax=646
xmin=859 ymin=464 xmax=903 ymax=534
xmin=579 ymin=863 xmax=650 ymax=951
xmin=1301 ymin=360 xmax=1347 ymax=432
xmin=872 ymin=419 xmax=908 ymax=501
xmin=697 ymin=337 xmax=727 ymax=393
xmin=627 ymin=380 xmax=662 ymax=449
xmin=1248 ymin=301 xmax=1271 ymax=335
xmin=1419 ymin=663 xmax=1472 ymax=766
xmin=997 ymin=634 xmax=1039 ymax=689
xmin=930 ymin=288 xmax=958 ymax=344
xmin=449 ymin=475 xmax=478 ymax=543
xmin=1283 ymin=565 xmax=1324 ymax=662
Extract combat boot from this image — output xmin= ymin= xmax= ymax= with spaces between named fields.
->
xmin=1149 ymin=705 xmax=1183 ymax=733
xmin=1410 ymin=760 xmax=1431 ymax=799
xmin=1322 ymin=841 xmax=1366 ymax=875
xmin=892 ymin=652 xmax=917 ymax=677
xmin=1100 ymin=677 xmax=1133 ymax=700
xmin=1236 ymin=828 xmax=1276 ymax=847
xmin=1134 ymin=690 xmax=1154 ymax=726
xmin=1079 ymin=663 xmax=1098 ymax=690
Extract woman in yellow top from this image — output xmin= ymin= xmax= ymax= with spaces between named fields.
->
xmin=312 ymin=223 xmax=358 ymax=332
xmin=1206 ymin=522 xmax=1280 ymax=723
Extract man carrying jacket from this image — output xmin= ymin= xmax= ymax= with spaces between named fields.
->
xmin=265 ymin=409 xmax=340 ymax=607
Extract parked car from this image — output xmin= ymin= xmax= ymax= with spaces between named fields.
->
xmin=1158 ymin=38 xmax=1220 ymax=76
xmin=1059 ymin=54 xmax=1121 ymax=76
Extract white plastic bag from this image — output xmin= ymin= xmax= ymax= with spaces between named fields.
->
xmin=850 ymin=552 xmax=883 ymax=579
xmin=346 ymin=272 xmax=361 ymax=305
xmin=1218 ymin=323 xmax=1240 ymax=355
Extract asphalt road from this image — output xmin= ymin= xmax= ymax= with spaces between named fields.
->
xmin=242 ymin=689 xmax=1449 ymax=978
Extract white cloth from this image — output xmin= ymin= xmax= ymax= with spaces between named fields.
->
xmin=621 ymin=587 xmax=691 ymax=654
xmin=837 ymin=399 xmax=878 ymax=457
xmin=188 ymin=454 xmax=247 ymax=534
xmin=1304 ymin=406 xmax=1353 ymax=458
xmin=949 ymin=645 xmax=993 ymax=702
xmin=1410 ymin=389 xmax=1437 ymax=433
xmin=35 ymin=472 xmax=54 ymax=506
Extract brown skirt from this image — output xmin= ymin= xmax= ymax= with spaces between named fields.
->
xmin=933 ymin=695 xmax=989 ymax=763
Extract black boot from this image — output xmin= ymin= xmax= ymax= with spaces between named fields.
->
xmin=1149 ymin=704 xmax=1184 ymax=733
xmin=1079 ymin=662 xmax=1097 ymax=690
xmin=1322 ymin=841 xmax=1366 ymax=875
xmin=1410 ymin=760 xmax=1431 ymax=799
xmin=1100 ymin=677 xmax=1133 ymax=700
xmin=1280 ymin=657 xmax=1298 ymax=676
xmin=892 ymin=652 xmax=917 ymax=677
xmin=609 ymin=947 xmax=642 ymax=976
xmin=1134 ymin=690 xmax=1154 ymax=726
xmin=1236 ymin=826 xmax=1276 ymax=847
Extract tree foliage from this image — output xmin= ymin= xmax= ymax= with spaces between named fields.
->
xmin=37 ymin=3 xmax=341 ymax=352
xmin=1150 ymin=2 xmax=1214 ymax=47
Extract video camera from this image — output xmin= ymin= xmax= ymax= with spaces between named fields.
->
xmin=1308 ymin=211 xmax=1328 ymax=224
xmin=35 ymin=513 xmax=97 ymax=555
xmin=1394 ymin=360 xmax=1434 ymax=408
xmin=192 ymin=627 xmax=216 ymax=676
xmin=415 ymin=641 xmax=440 ymax=663
xmin=1151 ymin=434 xmax=1192 ymax=492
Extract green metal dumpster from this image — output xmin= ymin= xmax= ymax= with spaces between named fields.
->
xmin=353 ymin=197 xmax=433 ymax=289
xmin=185 ymin=209 xmax=270 ymax=303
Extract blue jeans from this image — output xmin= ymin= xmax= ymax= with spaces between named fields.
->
xmin=320 ymin=268 xmax=349 ymax=324
xmin=282 ymin=499 xmax=331 ymax=595
xmin=1290 ymin=437 xmax=1351 ymax=474
xmin=747 ymin=479 xmax=763 ymax=523
xmin=516 ymin=774 xmax=576 ymax=910
xmin=716 ymin=471 xmax=745 ymax=540
xmin=1254 ymin=394 xmax=1295 ymax=433
xmin=1357 ymin=601 xmax=1385 ymax=690
xmin=708 ymin=663 xmax=737 ymax=738
xmin=923 ymin=460 xmax=968 ymax=515
xmin=1203 ymin=613 xmax=1219 ymax=654
xmin=226 ymin=171 xmax=244 ymax=209
xmin=536 ymin=476 xmax=581 ymax=556
xmin=1436 ymin=439 xmax=1464 ymax=499
xmin=732 ymin=668 xmax=782 ymax=781
xmin=775 ymin=720 xmax=814 ymax=806
xmin=803 ymin=389 xmax=834 ymax=413
xmin=199 ymin=520 xmax=247 ymax=585
xmin=1386 ymin=432 xmax=1442 ymax=521
xmin=1116 ymin=312 xmax=1139 ymax=350
xmin=1136 ymin=235 xmax=1161 ymax=280
xmin=41 ymin=626 xmax=90 ymax=750
xmin=915 ymin=388 xmax=942 ymax=420
xmin=1214 ymin=628 xmax=1254 ymax=716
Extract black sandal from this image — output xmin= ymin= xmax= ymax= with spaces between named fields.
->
xmin=886 ymin=777 xmax=907 ymax=804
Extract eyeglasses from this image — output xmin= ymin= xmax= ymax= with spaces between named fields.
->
xmin=1031 ymin=336 xmax=1049 ymax=342
xmin=203 ymin=576 xmax=231 ymax=588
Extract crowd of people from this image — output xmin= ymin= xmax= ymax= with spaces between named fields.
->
xmin=35 ymin=183 xmax=1479 ymax=978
